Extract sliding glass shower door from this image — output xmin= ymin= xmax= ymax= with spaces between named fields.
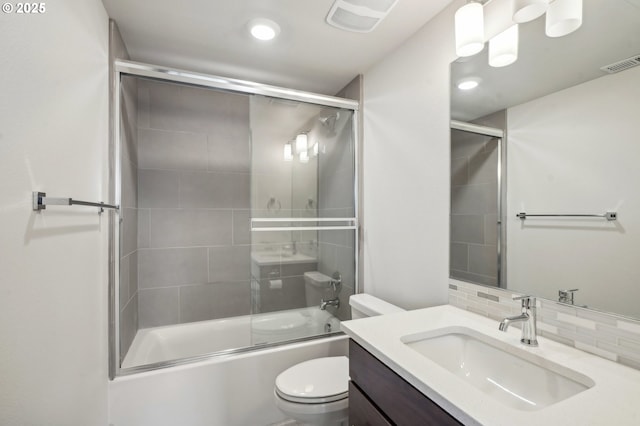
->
xmin=248 ymin=95 xmax=356 ymax=345
xmin=115 ymin=67 xmax=357 ymax=372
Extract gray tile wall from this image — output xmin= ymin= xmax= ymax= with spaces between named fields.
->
xmin=449 ymin=279 xmax=640 ymax=370
xmin=136 ymin=79 xmax=252 ymax=328
xmin=450 ymin=129 xmax=499 ymax=286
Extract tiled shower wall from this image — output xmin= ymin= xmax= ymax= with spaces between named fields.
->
xmin=449 ymin=279 xmax=640 ymax=370
xmin=450 ymin=110 xmax=505 ymax=287
xmin=136 ymin=80 xmax=252 ymax=328
xmin=450 ymin=130 xmax=499 ymax=286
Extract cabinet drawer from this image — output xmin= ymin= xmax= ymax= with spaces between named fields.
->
xmin=349 ymin=381 xmax=392 ymax=426
xmin=349 ymin=340 xmax=462 ymax=426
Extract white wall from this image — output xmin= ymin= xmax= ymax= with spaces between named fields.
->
xmin=507 ymin=66 xmax=640 ymax=316
xmin=0 ymin=1 xmax=109 ymax=424
xmin=361 ymin=1 xmax=464 ymax=309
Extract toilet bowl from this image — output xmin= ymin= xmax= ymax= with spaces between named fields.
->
xmin=274 ymin=356 xmax=349 ymax=426
xmin=274 ymin=294 xmax=404 ymax=425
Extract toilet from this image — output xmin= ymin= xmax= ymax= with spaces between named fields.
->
xmin=274 ymin=293 xmax=404 ymax=425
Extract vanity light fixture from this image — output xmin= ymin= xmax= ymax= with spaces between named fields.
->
xmin=512 ymin=0 xmax=549 ymax=23
xmin=545 ymin=0 xmax=582 ymax=37
xmin=312 ymin=142 xmax=319 ymax=157
xmin=295 ymin=133 xmax=308 ymax=153
xmin=284 ymin=142 xmax=293 ymax=161
xmin=299 ymin=151 xmax=309 ymax=163
xmin=455 ymin=1 xmax=485 ymax=57
xmin=489 ymin=24 xmax=519 ymax=67
xmin=249 ymin=18 xmax=280 ymax=41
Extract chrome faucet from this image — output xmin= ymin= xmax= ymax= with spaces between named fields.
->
xmin=499 ymin=295 xmax=538 ymax=347
xmin=320 ymin=297 xmax=340 ymax=310
xmin=558 ymin=288 xmax=578 ymax=304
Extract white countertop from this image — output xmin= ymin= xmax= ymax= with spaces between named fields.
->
xmin=341 ymin=305 xmax=640 ymax=426
xmin=250 ymin=252 xmax=317 ymax=266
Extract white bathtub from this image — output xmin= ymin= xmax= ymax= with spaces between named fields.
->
xmin=123 ymin=307 xmax=341 ymax=368
xmin=110 ymin=331 xmax=348 ymax=426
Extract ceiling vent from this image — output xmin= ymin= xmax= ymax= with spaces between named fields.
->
xmin=326 ymin=0 xmax=398 ymax=33
xmin=600 ymin=55 xmax=640 ymax=74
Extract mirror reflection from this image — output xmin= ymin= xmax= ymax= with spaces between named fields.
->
xmin=450 ymin=0 xmax=640 ymax=319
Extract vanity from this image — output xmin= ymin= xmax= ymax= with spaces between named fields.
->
xmin=349 ymin=338 xmax=461 ymax=425
xmin=342 ymin=305 xmax=640 ymax=425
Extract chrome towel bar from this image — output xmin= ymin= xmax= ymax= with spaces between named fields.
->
xmin=251 ymin=217 xmax=357 ymax=232
xmin=32 ymin=191 xmax=119 ymax=214
xmin=517 ymin=212 xmax=617 ymax=221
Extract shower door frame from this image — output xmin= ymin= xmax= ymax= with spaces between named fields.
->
xmin=109 ymin=59 xmax=360 ymax=378
xmin=450 ymin=120 xmax=506 ymax=289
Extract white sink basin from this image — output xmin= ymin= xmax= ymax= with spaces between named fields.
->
xmin=401 ymin=326 xmax=595 ymax=411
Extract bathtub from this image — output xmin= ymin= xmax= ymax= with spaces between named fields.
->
xmin=110 ymin=330 xmax=348 ymax=426
xmin=122 ymin=307 xmax=342 ymax=368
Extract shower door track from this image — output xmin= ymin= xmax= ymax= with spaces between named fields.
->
xmin=115 ymin=60 xmax=359 ymax=110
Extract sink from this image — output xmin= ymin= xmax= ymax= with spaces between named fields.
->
xmin=401 ymin=326 xmax=594 ymax=411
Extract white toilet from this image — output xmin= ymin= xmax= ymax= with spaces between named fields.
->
xmin=274 ymin=293 xmax=404 ymax=426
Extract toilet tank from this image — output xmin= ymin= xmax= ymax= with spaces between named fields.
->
xmin=349 ymin=294 xmax=405 ymax=319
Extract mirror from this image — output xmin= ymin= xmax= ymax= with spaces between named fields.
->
xmin=450 ymin=0 xmax=640 ymax=319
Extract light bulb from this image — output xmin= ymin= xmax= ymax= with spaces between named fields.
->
xmin=458 ymin=79 xmax=479 ymax=90
xmin=546 ymin=0 xmax=582 ymax=38
xmin=283 ymin=143 xmax=293 ymax=161
xmin=455 ymin=2 xmax=485 ymax=57
xmin=489 ymin=24 xmax=519 ymax=68
xmin=296 ymin=133 xmax=308 ymax=153
xmin=512 ymin=0 xmax=549 ymax=23
xmin=248 ymin=18 xmax=280 ymax=41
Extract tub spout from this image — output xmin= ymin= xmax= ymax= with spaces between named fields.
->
xmin=320 ymin=297 xmax=340 ymax=310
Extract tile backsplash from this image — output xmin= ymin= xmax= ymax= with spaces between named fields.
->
xmin=449 ymin=279 xmax=640 ymax=370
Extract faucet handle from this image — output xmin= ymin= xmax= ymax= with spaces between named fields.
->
xmin=513 ymin=295 xmax=536 ymax=308
xmin=558 ymin=288 xmax=579 ymax=304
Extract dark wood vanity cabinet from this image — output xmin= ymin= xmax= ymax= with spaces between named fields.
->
xmin=349 ymin=339 xmax=463 ymax=426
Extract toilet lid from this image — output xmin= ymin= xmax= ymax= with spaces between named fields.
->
xmin=275 ymin=356 xmax=349 ymax=404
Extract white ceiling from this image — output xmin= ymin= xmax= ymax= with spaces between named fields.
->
xmin=101 ymin=0 xmax=455 ymax=96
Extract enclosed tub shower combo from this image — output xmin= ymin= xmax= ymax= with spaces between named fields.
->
xmin=110 ymin=54 xmax=359 ymax=398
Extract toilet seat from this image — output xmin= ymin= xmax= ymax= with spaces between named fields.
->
xmin=275 ymin=356 xmax=349 ymax=404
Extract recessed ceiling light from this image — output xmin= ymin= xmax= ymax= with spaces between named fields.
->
xmin=249 ymin=18 xmax=280 ymax=41
xmin=458 ymin=79 xmax=480 ymax=90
